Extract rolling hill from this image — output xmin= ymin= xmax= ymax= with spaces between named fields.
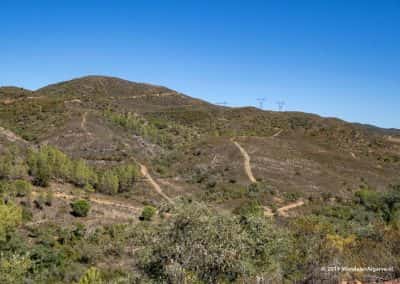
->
xmin=1 ymin=75 xmax=399 ymax=205
xmin=1 ymin=76 xmax=400 ymax=283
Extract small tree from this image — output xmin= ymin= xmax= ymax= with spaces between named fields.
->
xmin=29 ymin=151 xmax=51 ymax=187
xmin=0 ymin=147 xmax=27 ymax=180
xmin=114 ymin=164 xmax=138 ymax=192
xmin=71 ymin=199 xmax=91 ymax=217
xmin=72 ymin=159 xmax=97 ymax=188
xmin=140 ymin=206 xmax=157 ymax=221
xmin=97 ymin=170 xmax=119 ymax=195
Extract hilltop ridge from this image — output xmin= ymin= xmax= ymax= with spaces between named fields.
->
xmin=1 ymin=75 xmax=399 ymax=203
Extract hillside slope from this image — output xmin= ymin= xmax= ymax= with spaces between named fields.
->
xmin=1 ymin=76 xmax=399 ymax=206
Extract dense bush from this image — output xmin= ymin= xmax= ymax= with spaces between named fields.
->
xmin=70 ymin=200 xmax=91 ymax=217
xmin=97 ymin=164 xmax=139 ymax=195
xmin=71 ymin=159 xmax=97 ymax=188
xmin=140 ymin=206 xmax=157 ymax=221
xmin=137 ymin=202 xmax=293 ymax=282
xmin=27 ymin=146 xmax=138 ymax=194
xmin=97 ymin=170 xmax=119 ymax=195
xmin=0 ymin=147 xmax=27 ymax=180
xmin=28 ymin=146 xmax=71 ymax=186
xmin=104 ymin=110 xmax=197 ymax=148
xmin=0 ymin=202 xmax=22 ymax=242
xmin=13 ymin=180 xmax=31 ymax=197
xmin=78 ymin=267 xmax=103 ymax=284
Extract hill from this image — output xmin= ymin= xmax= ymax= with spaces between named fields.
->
xmin=1 ymin=76 xmax=400 ymax=282
xmin=1 ymin=76 xmax=399 ymax=203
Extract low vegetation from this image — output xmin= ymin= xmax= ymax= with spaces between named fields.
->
xmin=70 ymin=200 xmax=91 ymax=217
xmin=0 ymin=76 xmax=399 ymax=282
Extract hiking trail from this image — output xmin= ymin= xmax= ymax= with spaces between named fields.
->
xmin=277 ymin=200 xmax=305 ymax=217
xmin=232 ymin=139 xmax=257 ymax=183
xmin=139 ymin=164 xmax=174 ymax=204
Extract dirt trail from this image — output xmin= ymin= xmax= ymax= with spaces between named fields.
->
xmin=81 ymin=111 xmax=93 ymax=136
xmin=139 ymin=164 xmax=174 ymax=204
xmin=387 ymin=136 xmax=400 ymax=144
xmin=32 ymin=190 xmax=141 ymax=213
xmin=263 ymin=206 xmax=274 ymax=217
xmin=277 ymin=200 xmax=305 ymax=216
xmin=272 ymin=129 xmax=283 ymax=137
xmin=0 ymin=126 xmax=29 ymax=144
xmin=232 ymin=139 xmax=257 ymax=183
xmin=129 ymin=92 xmax=177 ymax=99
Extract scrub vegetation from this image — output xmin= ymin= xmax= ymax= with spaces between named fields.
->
xmin=0 ymin=76 xmax=399 ymax=282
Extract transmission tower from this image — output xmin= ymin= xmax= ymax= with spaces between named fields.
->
xmin=216 ymin=101 xmax=228 ymax=107
xmin=256 ymin=98 xmax=266 ymax=109
xmin=276 ymin=100 xmax=285 ymax=111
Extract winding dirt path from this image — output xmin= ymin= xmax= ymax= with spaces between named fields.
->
xmin=272 ymin=129 xmax=283 ymax=137
xmin=81 ymin=111 xmax=93 ymax=136
xmin=32 ymin=190 xmax=141 ymax=213
xmin=139 ymin=164 xmax=174 ymax=204
xmin=0 ymin=126 xmax=29 ymax=144
xmin=231 ymin=135 xmax=305 ymax=216
xmin=277 ymin=200 xmax=305 ymax=217
xmin=232 ymin=139 xmax=257 ymax=183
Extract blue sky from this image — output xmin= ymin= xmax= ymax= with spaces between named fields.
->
xmin=1 ymin=0 xmax=399 ymax=128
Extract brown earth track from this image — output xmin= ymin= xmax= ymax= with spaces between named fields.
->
xmin=139 ymin=164 xmax=174 ymax=204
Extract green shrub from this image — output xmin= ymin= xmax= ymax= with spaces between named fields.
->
xmin=137 ymin=202 xmax=291 ymax=282
xmin=140 ymin=206 xmax=157 ymax=221
xmin=97 ymin=170 xmax=119 ymax=195
xmin=355 ymin=189 xmax=384 ymax=212
xmin=0 ymin=202 xmax=22 ymax=242
xmin=45 ymin=191 xmax=53 ymax=206
xmin=28 ymin=150 xmax=51 ymax=186
xmin=0 ymin=254 xmax=31 ymax=284
xmin=78 ymin=267 xmax=103 ymax=284
xmin=72 ymin=159 xmax=97 ymax=188
xmin=233 ymin=200 xmax=263 ymax=218
xmin=71 ymin=200 xmax=91 ymax=217
xmin=13 ymin=180 xmax=31 ymax=198
xmin=28 ymin=146 xmax=73 ymax=186
xmin=34 ymin=194 xmax=46 ymax=210
xmin=0 ymin=148 xmax=27 ymax=180
xmin=114 ymin=164 xmax=138 ymax=192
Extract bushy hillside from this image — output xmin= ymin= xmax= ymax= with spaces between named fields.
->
xmin=0 ymin=76 xmax=399 ymax=282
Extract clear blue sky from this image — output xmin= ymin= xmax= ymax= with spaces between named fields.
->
xmin=1 ymin=0 xmax=399 ymax=128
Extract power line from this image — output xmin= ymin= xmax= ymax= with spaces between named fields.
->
xmin=216 ymin=101 xmax=228 ymax=107
xmin=276 ymin=100 xmax=285 ymax=111
xmin=256 ymin=98 xmax=266 ymax=109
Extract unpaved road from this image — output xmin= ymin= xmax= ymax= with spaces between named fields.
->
xmin=387 ymin=136 xmax=400 ymax=144
xmin=272 ymin=129 xmax=283 ymax=137
xmin=277 ymin=200 xmax=305 ymax=217
xmin=232 ymin=140 xmax=257 ymax=183
xmin=81 ymin=111 xmax=93 ymax=136
xmin=232 ymin=137 xmax=305 ymax=216
xmin=32 ymin=190 xmax=141 ymax=214
xmin=139 ymin=164 xmax=174 ymax=204
xmin=0 ymin=126 xmax=29 ymax=144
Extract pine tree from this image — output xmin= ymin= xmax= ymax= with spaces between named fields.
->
xmin=97 ymin=170 xmax=119 ymax=195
